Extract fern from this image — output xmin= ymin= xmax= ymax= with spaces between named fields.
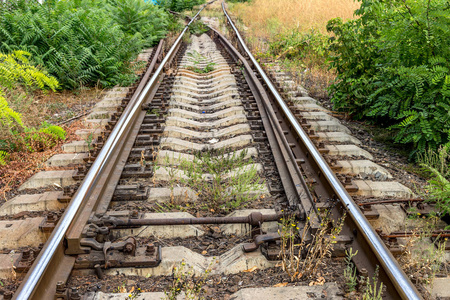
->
xmin=0 ymin=0 xmax=171 ymax=89
xmin=0 ymin=150 xmax=9 ymax=166
xmin=328 ymin=0 xmax=450 ymax=158
xmin=419 ymin=144 xmax=450 ymax=222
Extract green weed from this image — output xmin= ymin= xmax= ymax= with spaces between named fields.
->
xmin=419 ymin=143 xmax=450 ymax=223
xmin=185 ymin=51 xmax=216 ymax=74
xmin=179 ymin=148 xmax=262 ymax=211
xmin=327 ymin=0 xmax=450 ymax=157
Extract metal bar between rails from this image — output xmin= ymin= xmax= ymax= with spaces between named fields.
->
xmin=221 ymin=2 xmax=421 ymax=300
xmin=14 ymin=5 xmax=208 ymax=299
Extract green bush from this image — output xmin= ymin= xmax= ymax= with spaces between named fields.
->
xmin=327 ymin=0 xmax=450 ymax=157
xmin=0 ymin=50 xmax=66 ymax=155
xmin=107 ymin=0 xmax=169 ymax=47
xmin=0 ymin=0 xmax=170 ymax=89
xmin=155 ymin=0 xmax=205 ymax=12
xmin=268 ymin=29 xmax=329 ymax=65
xmin=0 ymin=50 xmax=58 ymax=132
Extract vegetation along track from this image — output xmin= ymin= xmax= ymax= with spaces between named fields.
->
xmin=0 ymin=2 xmax=438 ymax=300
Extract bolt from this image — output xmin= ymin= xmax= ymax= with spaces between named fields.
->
xmin=146 ymin=243 xmax=155 ymax=253
xmin=318 ymin=142 xmax=325 ymax=149
xmin=345 ymin=176 xmax=352 ymax=185
xmin=94 ymin=264 xmax=104 ymax=280
xmin=21 ymin=249 xmax=30 ymax=261
xmin=125 ymin=243 xmax=134 ymax=253
xmin=69 ymin=287 xmax=81 ymax=300
xmin=4 ymin=291 xmax=12 ymax=300
xmin=309 ymin=129 xmax=315 ymax=135
xmin=47 ymin=213 xmax=55 ymax=222
xmin=360 ymin=268 xmax=368 ymax=278
xmin=56 ymin=281 xmax=66 ymax=293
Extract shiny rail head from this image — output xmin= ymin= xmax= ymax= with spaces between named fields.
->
xmin=220 ymin=3 xmax=421 ymax=300
xmin=13 ymin=4 xmax=212 ymax=300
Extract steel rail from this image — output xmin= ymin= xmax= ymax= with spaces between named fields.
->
xmin=13 ymin=5 xmax=208 ymax=299
xmin=221 ymin=2 xmax=421 ymax=299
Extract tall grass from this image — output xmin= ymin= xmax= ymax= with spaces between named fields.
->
xmin=229 ymin=0 xmax=360 ymax=100
xmin=230 ymin=0 xmax=359 ymax=45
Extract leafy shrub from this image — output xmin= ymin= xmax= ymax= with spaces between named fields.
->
xmin=327 ymin=0 xmax=450 ymax=157
xmin=107 ymin=0 xmax=169 ymax=47
xmin=0 ymin=50 xmax=65 ymax=155
xmin=189 ymin=19 xmax=209 ymax=35
xmin=0 ymin=50 xmax=59 ymax=91
xmin=0 ymin=51 xmax=58 ymax=133
xmin=155 ymin=0 xmax=205 ymax=12
xmin=0 ymin=0 xmax=168 ymax=89
xmin=0 ymin=151 xmax=9 ymax=166
xmin=268 ymin=29 xmax=329 ymax=64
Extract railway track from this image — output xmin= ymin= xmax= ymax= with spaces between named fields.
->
xmin=0 ymin=2 xmax=446 ymax=299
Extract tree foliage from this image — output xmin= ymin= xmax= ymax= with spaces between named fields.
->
xmin=0 ymin=51 xmax=65 ymax=156
xmin=0 ymin=0 xmax=169 ymax=89
xmin=327 ymin=0 xmax=450 ymax=157
xmin=155 ymin=0 xmax=205 ymax=12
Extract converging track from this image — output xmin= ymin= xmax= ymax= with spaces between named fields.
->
xmin=2 ymin=2 xmax=426 ymax=299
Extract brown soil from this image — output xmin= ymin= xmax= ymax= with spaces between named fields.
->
xmin=0 ymin=119 xmax=87 ymax=204
xmin=67 ymin=260 xmax=348 ymax=299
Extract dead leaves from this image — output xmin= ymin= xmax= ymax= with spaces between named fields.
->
xmin=243 ymin=266 xmax=258 ymax=273
xmin=273 ymin=282 xmax=289 ymax=287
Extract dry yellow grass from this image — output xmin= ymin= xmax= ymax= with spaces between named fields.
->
xmin=227 ymin=0 xmax=360 ymax=100
xmin=229 ymin=0 xmax=359 ymax=43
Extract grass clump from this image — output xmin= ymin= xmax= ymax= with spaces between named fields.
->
xmin=164 ymin=260 xmax=213 ymax=300
xmin=278 ymin=209 xmax=345 ymax=282
xmin=179 ymin=149 xmax=263 ymax=212
xmin=185 ymin=51 xmax=216 ymax=73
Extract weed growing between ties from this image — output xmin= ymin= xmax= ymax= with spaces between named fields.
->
xmin=164 ymin=260 xmax=215 ymax=300
xmin=397 ymin=221 xmax=448 ymax=290
xmin=177 ymin=148 xmax=263 ymax=212
xmin=189 ymin=19 xmax=210 ymax=36
xmin=278 ymin=209 xmax=345 ymax=282
xmin=185 ymin=51 xmax=216 ymax=74
xmin=342 ymin=248 xmax=385 ymax=299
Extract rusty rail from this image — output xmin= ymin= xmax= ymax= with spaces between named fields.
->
xmin=13 ymin=4 xmax=208 ymax=299
xmin=102 ymin=211 xmax=282 ymax=226
xmin=221 ymin=2 xmax=421 ymax=300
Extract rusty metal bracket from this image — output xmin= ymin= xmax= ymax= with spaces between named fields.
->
xmin=242 ymin=232 xmax=281 ymax=252
xmin=74 ymin=242 xmax=161 ymax=270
